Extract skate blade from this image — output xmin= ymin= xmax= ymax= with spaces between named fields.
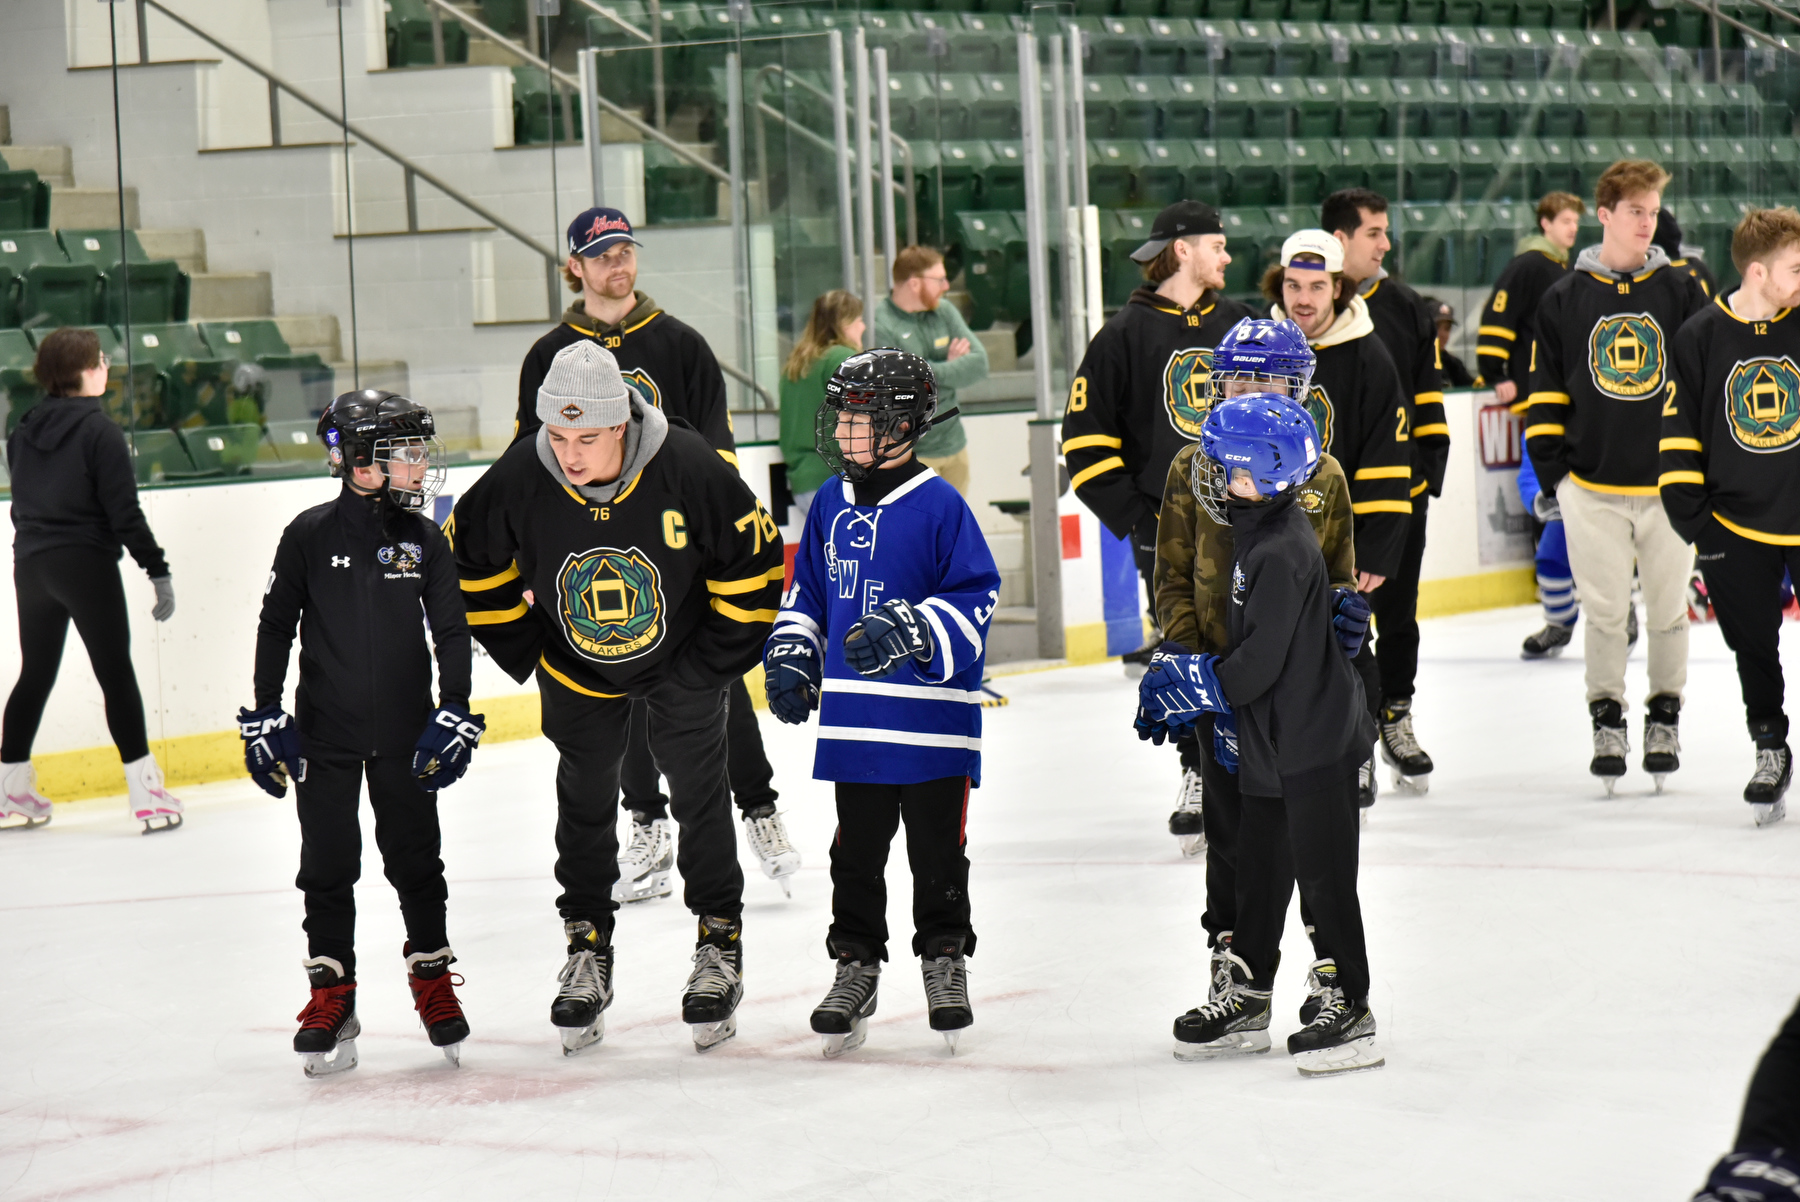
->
xmin=942 ymin=1030 xmax=960 ymax=1055
xmin=1754 ymin=799 xmax=1788 ymax=828
xmin=691 ymin=1016 xmax=737 ymax=1052
xmin=613 ymin=870 xmax=673 ymax=905
xmin=1178 ymin=833 xmax=1207 ymax=859
xmin=442 ymin=1041 xmax=463 ymax=1068
xmin=0 ymin=812 xmax=50 ymax=831
xmin=558 ymin=1016 xmax=606 ymax=1056
xmin=1652 ymin=773 xmax=1667 ymax=795
xmin=1392 ymin=771 xmax=1429 ymax=795
xmin=1294 ymin=1036 xmax=1385 ymax=1077
xmin=1173 ymin=1029 xmax=1272 ymax=1061
xmin=758 ymin=857 xmax=801 ymax=885
xmin=1359 ymin=808 xmax=1369 ymax=828
xmin=300 ymin=1038 xmax=359 ymax=1078
xmin=139 ymin=813 xmax=182 ymax=835
xmin=822 ymin=1019 xmax=868 ymax=1059
xmin=1597 ymin=776 xmax=1622 ymax=798
xmin=777 ymin=877 xmax=792 ymax=899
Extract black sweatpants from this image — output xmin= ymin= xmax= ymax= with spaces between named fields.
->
xmin=537 ymin=670 xmax=743 ymax=932
xmin=1697 ymin=522 xmax=1800 ymax=742
xmin=622 ymin=676 xmax=777 ymax=818
xmin=1232 ymin=770 xmax=1370 ymax=1003
xmin=1735 ymin=994 xmax=1800 ymax=1153
xmin=2 ymin=546 xmax=149 ymax=763
xmin=295 ymin=752 xmax=448 ymax=980
xmin=828 ymin=775 xmax=974 ymax=963
xmin=1132 ymin=511 xmax=1160 ymax=633
xmin=1367 ymin=495 xmax=1431 ymax=705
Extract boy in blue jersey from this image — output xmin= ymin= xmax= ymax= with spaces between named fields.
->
xmin=762 ymin=347 xmax=1001 ymax=1058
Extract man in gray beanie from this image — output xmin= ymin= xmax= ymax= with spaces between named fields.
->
xmin=451 ymin=340 xmax=783 ymax=1055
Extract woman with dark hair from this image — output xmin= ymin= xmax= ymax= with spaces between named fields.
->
xmin=0 ymin=326 xmax=182 ymax=833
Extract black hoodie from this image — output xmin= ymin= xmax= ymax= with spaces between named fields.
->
xmin=6 ymin=396 xmax=168 ymax=578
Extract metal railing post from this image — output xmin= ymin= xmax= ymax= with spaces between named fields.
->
xmin=727 ymin=50 xmax=753 ymax=411
xmin=1020 ymin=30 xmax=1064 ymax=660
xmin=830 ymin=30 xmax=855 ymax=295
xmin=579 ymin=48 xmax=605 ymax=205
xmin=855 ymin=28 xmax=878 ymax=321
xmin=431 ymin=6 xmax=446 ymax=65
xmin=135 ymin=0 xmax=149 ymax=64
xmin=1050 ymin=33 xmax=1083 ymax=378
xmin=268 ymin=78 xmax=282 ymax=147
xmin=404 ymin=168 xmax=419 ymax=233
xmin=650 ymin=0 xmax=666 ymax=129
xmin=875 ymin=46 xmax=898 ymax=275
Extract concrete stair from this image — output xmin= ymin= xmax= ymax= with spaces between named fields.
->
xmin=0 ymin=144 xmax=73 ymax=187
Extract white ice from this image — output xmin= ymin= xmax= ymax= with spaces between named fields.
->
xmin=4 ymin=605 xmax=1798 ymax=1200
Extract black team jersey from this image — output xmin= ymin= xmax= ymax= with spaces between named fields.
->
xmin=1475 ymin=245 xmax=1568 ymax=402
xmin=1060 ymin=287 xmax=1255 ymax=539
xmin=1360 ymin=275 xmax=1451 ymax=499
xmin=450 ymin=422 xmax=782 ymax=698
xmin=1662 ymin=296 xmax=1800 ymax=544
xmin=1526 ymin=258 xmax=1709 ymax=495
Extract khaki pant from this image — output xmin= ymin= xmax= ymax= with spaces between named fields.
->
xmin=1556 ymin=476 xmax=1692 ymax=706
xmin=919 ymin=448 xmax=969 ymax=496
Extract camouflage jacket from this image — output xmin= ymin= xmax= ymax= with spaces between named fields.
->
xmin=1154 ymin=448 xmax=1357 ymax=655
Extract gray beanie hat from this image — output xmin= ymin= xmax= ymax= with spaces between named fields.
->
xmin=538 ymin=340 xmax=631 ymax=428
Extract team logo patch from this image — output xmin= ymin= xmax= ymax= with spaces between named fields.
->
xmin=1162 ymin=347 xmax=1216 ymax=439
xmin=1725 ymin=356 xmax=1800 ymax=452
xmin=1231 ymin=561 xmax=1246 ymax=604
xmin=1303 ymin=385 xmax=1335 ymax=450
xmin=621 ymin=369 xmax=660 ymax=410
xmin=556 ymin=546 xmax=666 ymax=662
xmin=1298 ymin=487 xmax=1324 ymax=513
xmin=376 ymin=542 xmax=423 ymax=572
xmin=1587 ymin=313 xmax=1666 ymax=400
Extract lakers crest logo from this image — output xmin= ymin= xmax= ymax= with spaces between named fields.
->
xmin=1304 ymin=385 xmax=1335 ymax=450
xmin=1588 ymin=313 xmax=1666 ymax=400
xmin=622 ymin=368 xmax=661 ymax=411
xmin=1163 ymin=347 xmax=1216 ymax=439
xmin=556 ymin=546 xmax=666 ymax=662
xmin=1726 ymin=356 xmax=1800 ymax=452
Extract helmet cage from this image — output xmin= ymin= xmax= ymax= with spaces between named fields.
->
xmin=372 ymin=434 xmax=446 ymax=512
xmin=1205 ymin=363 xmax=1315 ymax=408
xmin=815 ymin=386 xmax=924 ymax=484
xmin=1189 ymin=446 xmax=1233 ymax=524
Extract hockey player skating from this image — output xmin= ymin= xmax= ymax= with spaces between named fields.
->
xmin=1663 ymin=207 xmax=1800 ymax=826
xmin=455 ymin=341 xmax=782 ymax=1054
xmin=246 ymin=390 xmax=479 ymax=1077
xmin=763 ymin=348 xmax=1000 ymax=1058
xmin=1138 ymin=393 xmax=1381 ymax=1076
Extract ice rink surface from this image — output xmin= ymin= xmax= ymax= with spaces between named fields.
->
xmin=4 ymin=604 xmax=1798 ymax=1201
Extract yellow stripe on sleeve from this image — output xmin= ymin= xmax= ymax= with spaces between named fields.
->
xmin=460 ymin=563 xmax=520 ymax=591
xmin=1526 ymin=391 xmax=1571 ymax=408
xmin=706 ymin=565 xmax=788 ymax=595
xmin=710 ymin=598 xmax=779 ymax=623
xmin=1478 ymin=325 xmax=1517 ymax=340
xmin=1353 ymin=465 xmax=1413 ymax=481
xmin=1351 ymin=500 xmax=1414 ymax=515
xmin=1414 ymin=422 xmax=1450 ymax=437
xmin=1658 ymin=470 xmax=1706 ymax=487
xmin=717 ymin=449 xmax=740 ymax=467
xmin=1411 ymin=478 xmax=1430 ymax=497
xmin=1479 ymin=347 xmax=1512 ymax=361
xmin=1069 ymin=456 xmax=1126 ymax=490
xmin=1062 ymin=434 xmax=1124 ymax=453
xmin=1523 ymin=424 xmax=1566 ymax=440
xmin=1660 ymin=437 xmax=1703 ymax=452
xmin=466 ymin=601 xmax=529 ymax=625
xmin=1413 ymin=391 xmax=1445 ymax=407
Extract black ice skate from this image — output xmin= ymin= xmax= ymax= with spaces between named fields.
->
xmin=1590 ymin=699 xmax=1629 ymax=796
xmin=810 ymin=946 xmax=880 ymax=1059
xmin=1356 ymin=756 xmax=1378 ymax=823
xmin=612 ymin=812 xmax=673 ymax=905
xmin=1378 ymin=698 xmax=1433 ymax=794
xmin=1745 ymin=738 xmax=1792 ymax=829
xmin=922 ymin=934 xmax=973 ymax=1053
xmin=552 ymin=919 xmax=615 ymax=1056
xmin=1121 ymin=628 xmax=1162 ymax=680
xmin=1298 ymin=958 xmax=1338 ymax=1027
xmin=683 ymin=915 xmax=743 ymax=1052
xmin=404 ymin=944 xmax=468 ymax=1067
xmin=1643 ymin=693 xmax=1681 ymax=793
xmin=1173 ymin=948 xmax=1271 ymax=1061
xmin=1207 ymin=933 xmax=1235 ymax=1003
xmin=1168 ymin=768 xmax=1205 ymax=858
xmin=295 ymin=957 xmax=360 ymax=1078
xmin=1520 ymin=622 xmax=1574 ymax=659
xmin=741 ymin=803 xmax=801 ymax=897
xmin=1287 ymin=988 xmax=1384 ymax=1077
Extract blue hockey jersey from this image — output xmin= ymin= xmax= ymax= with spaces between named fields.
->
xmin=774 ymin=468 xmax=1001 ymax=786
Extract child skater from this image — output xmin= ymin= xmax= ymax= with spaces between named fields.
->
xmin=762 ymin=347 xmax=1001 ymax=1058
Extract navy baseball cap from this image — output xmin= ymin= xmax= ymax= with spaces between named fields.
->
xmin=567 ymin=207 xmax=640 ymax=257
xmin=1130 ymin=201 xmax=1225 ymax=263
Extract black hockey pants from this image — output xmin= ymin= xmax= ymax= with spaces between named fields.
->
xmin=1367 ymin=495 xmax=1430 ymax=705
xmin=828 ymin=775 xmax=974 ymax=963
xmin=2 ymin=546 xmax=150 ymax=763
xmin=538 ymin=670 xmax=743 ymax=933
xmin=1696 ymin=522 xmax=1800 ymax=742
xmin=1735 ymin=994 xmax=1800 ymax=1153
xmin=621 ymin=676 xmax=777 ymax=818
xmin=295 ymin=752 xmax=448 ymax=980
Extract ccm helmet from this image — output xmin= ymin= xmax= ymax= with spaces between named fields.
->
xmin=1192 ymin=393 xmax=1321 ymax=519
xmin=817 ymin=347 xmax=942 ymax=483
xmin=317 ymin=389 xmax=445 ymax=512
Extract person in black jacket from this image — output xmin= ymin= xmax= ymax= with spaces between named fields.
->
xmin=1691 ymin=995 xmax=1800 ymax=1201
xmin=244 ymin=390 xmax=478 ymax=1077
xmin=0 ymin=327 xmax=181 ymax=834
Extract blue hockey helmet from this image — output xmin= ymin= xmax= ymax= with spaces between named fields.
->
xmin=1191 ymin=392 xmax=1321 ymax=519
xmin=1207 ymin=317 xmax=1316 ymax=407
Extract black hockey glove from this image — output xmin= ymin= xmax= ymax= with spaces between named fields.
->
xmin=1212 ymin=709 xmax=1239 ymax=775
xmin=413 ymin=704 xmax=486 ymax=791
xmin=237 ymin=703 xmax=305 ymax=799
xmin=843 ymin=598 xmax=934 ymax=679
xmin=1331 ymin=587 xmax=1372 ymax=658
xmin=763 ymin=635 xmax=822 ymax=725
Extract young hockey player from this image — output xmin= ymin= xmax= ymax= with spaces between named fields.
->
xmin=762 ymin=347 xmax=1001 ymax=1058
xmin=1662 ymin=206 xmax=1800 ymax=826
xmin=1137 ymin=393 xmax=1381 ymax=1077
xmin=453 ymin=341 xmax=782 ymax=1055
xmin=244 ymin=390 xmax=480 ymax=1077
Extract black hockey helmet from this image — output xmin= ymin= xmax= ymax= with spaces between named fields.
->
xmin=816 ymin=347 xmax=948 ymax=483
xmin=317 ymin=389 xmax=445 ymax=511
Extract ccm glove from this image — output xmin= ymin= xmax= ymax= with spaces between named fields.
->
xmin=151 ymin=576 xmax=175 ymax=622
xmin=1331 ymin=587 xmax=1372 ymax=658
xmin=1140 ymin=643 xmax=1232 ymax=723
xmin=237 ymin=703 xmax=305 ymax=798
xmin=842 ymin=598 xmax=935 ymax=679
xmin=413 ymin=704 xmax=486 ymax=791
xmin=763 ymin=635 xmax=822 ymax=725
xmin=1212 ymin=709 xmax=1240 ymax=775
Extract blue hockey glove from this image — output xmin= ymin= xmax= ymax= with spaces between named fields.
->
xmin=763 ymin=635 xmax=822 ymax=725
xmin=1212 ymin=709 xmax=1240 ymax=775
xmin=238 ymin=703 xmax=305 ymax=799
xmin=1135 ymin=703 xmax=1172 ymax=745
xmin=1140 ymin=644 xmax=1232 ymax=722
xmin=1331 ymin=587 xmax=1372 ymax=658
xmin=842 ymin=598 xmax=935 ymax=679
xmin=413 ymin=704 xmax=485 ymax=791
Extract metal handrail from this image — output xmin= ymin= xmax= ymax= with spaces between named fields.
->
xmin=566 ymin=0 xmax=653 ymax=44
xmin=1689 ymin=0 xmax=1800 ymax=55
xmin=719 ymin=358 xmax=776 ymax=410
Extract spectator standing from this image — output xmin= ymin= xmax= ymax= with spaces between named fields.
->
xmin=871 ymin=247 xmax=989 ymax=495
xmin=1422 ymin=298 xmax=1475 ymax=388
xmin=780 ymin=290 xmax=864 ymax=522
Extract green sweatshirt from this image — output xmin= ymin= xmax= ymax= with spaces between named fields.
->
xmin=779 ymin=343 xmax=853 ymax=497
xmin=870 ymin=295 xmax=989 ymax=459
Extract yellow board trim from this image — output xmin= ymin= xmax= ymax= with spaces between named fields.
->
xmin=1352 ymin=500 xmax=1414 ymax=514
xmin=467 ymin=601 xmax=529 ymax=625
xmin=1069 ymin=456 xmax=1125 ymax=490
xmin=1659 ymin=470 xmax=1706 ymax=487
xmin=1715 ymin=512 xmax=1800 ymax=545
xmin=1413 ymin=422 xmax=1450 ymax=437
xmin=1477 ymin=324 xmax=1517 ymax=340
xmin=539 ymin=656 xmax=627 ymax=698
xmin=1569 ymin=473 xmax=1658 ymax=496
xmin=711 ymin=597 xmax=779 ymax=623
xmin=1660 ymin=437 xmax=1703 ymax=452
xmin=1353 ymin=465 xmax=1413 ymax=480
xmin=1416 ymin=567 xmax=1537 ymax=619
xmin=1526 ymin=391 xmax=1571 ymax=408
xmin=459 ymin=563 xmax=520 ymax=592
xmin=706 ymin=565 xmax=787 ymax=594
xmin=1523 ymin=423 xmax=1565 ymax=440
xmin=1062 ymin=433 xmax=1124 ymax=453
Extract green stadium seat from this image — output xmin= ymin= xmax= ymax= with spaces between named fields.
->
xmin=1211 ymin=18 xmax=1279 ymax=76
xmin=1365 ymin=0 xmax=1405 ymax=20
xmin=1342 ymin=77 xmax=1393 ymax=136
xmin=1407 ymin=138 xmax=1459 ymax=201
xmin=123 ymin=323 xmax=241 ymax=429
xmin=1645 ymin=4 xmax=1707 ymax=48
xmin=1291 ymin=0 xmax=1331 ymax=17
xmin=1532 ymin=136 xmax=1579 ymax=194
xmin=1368 ymin=138 xmax=1405 ymax=197
xmin=1324 ymin=138 xmax=1379 ymax=192
xmin=1102 ymin=209 xmax=1159 ymax=306
xmin=970 ymin=74 xmax=1020 ymax=140
xmin=1274 ymin=22 xmax=1325 ymax=75
xmin=1462 ymin=79 xmax=1511 ymax=137
xmin=956 ymin=211 xmax=1021 ymax=327
xmin=1139 ymin=140 xmax=1202 ymax=205
xmin=1389 ymin=78 xmax=1434 ymax=139
xmin=1395 ymin=25 xmax=1441 ymax=77
xmin=1089 ymin=140 xmax=1149 ymax=207
xmin=1186 ymin=139 xmax=1231 ymax=204
xmin=1494 ymin=137 xmax=1542 ymax=198
xmin=644 ymin=142 xmax=717 ymax=223
xmin=983 ymin=141 xmax=1026 ymax=211
xmin=1081 ymin=76 xmax=1134 ymax=140
xmin=1212 ymin=77 xmax=1259 ymax=138
xmin=1161 ymin=76 xmax=1212 ymax=138
xmin=512 ymin=67 xmax=582 ymax=145
xmin=197 ymin=320 xmax=334 ymax=418
xmin=1264 ymin=205 xmax=1313 ymax=262
xmin=1293 ymin=77 xmax=1343 ymax=136
xmin=1230 ymin=140 xmax=1288 ymax=205
xmin=1548 ymin=28 xmax=1627 ymax=82
xmin=1483 ymin=200 xmax=1534 ymax=281
xmin=1142 ymin=19 xmax=1191 ymax=73
xmin=1443 ymin=202 xmax=1488 ymax=285
xmin=1402 ymin=0 xmax=1442 ymax=22
xmin=1422 ymin=78 xmax=1463 ymax=137
xmin=1254 ymin=78 xmax=1303 ymax=139
xmin=1513 ymin=0 xmax=1552 ymax=24
xmin=1117 ymin=77 xmax=1174 ymax=139
xmin=1720 ymin=82 xmax=1766 ymax=135
xmin=1350 ymin=24 xmax=1403 ymax=77
xmin=1456 ymin=138 xmax=1507 ymax=199
xmin=1682 ymin=196 xmax=1735 ymax=277
xmin=931 ymin=141 xmax=995 ymax=221
xmin=1762 ymin=136 xmax=1800 ymax=194
xmin=1574 ymin=136 xmax=1624 ymax=197
xmin=1479 ymin=0 xmax=1517 ymax=24
xmin=57 ymin=229 xmax=190 ymax=328
xmin=0 ymin=172 xmax=50 ymax=231
xmin=1318 ymin=22 xmax=1358 ymax=71
xmin=1615 ymin=79 xmax=1662 ymax=135
xmin=1086 ymin=16 xmax=1152 ymax=75
xmin=1219 ymin=206 xmax=1276 ymax=293
xmin=884 ymin=73 xmax=939 ymax=143
xmin=0 ymin=231 xmax=102 ymax=329
xmin=1510 ymin=80 xmax=1579 ymax=137
xmin=1 ymin=327 xmax=40 ymax=433
xmin=1547 ymin=0 xmax=1584 ymax=25
xmin=1469 ymin=26 xmax=1515 ymax=78
xmin=926 ymin=74 xmax=985 ymax=142
xmin=1325 ymin=0 xmax=1367 ymax=20
xmin=1248 ymin=0 xmax=1287 ymax=20
xmin=1443 ymin=0 xmax=1484 ymax=24
xmin=1684 ymin=82 xmax=1728 ymax=140
xmin=1437 ymin=25 xmax=1479 ymax=73
xmin=1699 ymin=136 xmax=1751 ymax=194
xmin=1282 ymin=138 xmax=1334 ymax=202
xmin=1507 ymin=26 xmax=1555 ymax=79
xmin=1395 ymin=201 xmax=1453 ymax=285
xmin=386 ymin=0 xmax=469 ymax=67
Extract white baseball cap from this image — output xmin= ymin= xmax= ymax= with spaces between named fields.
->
xmin=1280 ymin=229 xmax=1345 ymax=274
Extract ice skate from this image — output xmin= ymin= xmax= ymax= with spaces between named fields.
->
xmin=1298 ymin=958 xmax=1338 ymax=1027
xmin=295 ymin=957 xmax=359 ymax=1078
xmin=1288 ymin=987 xmax=1383 ymax=1077
xmin=1520 ymin=622 xmax=1574 ymax=659
xmin=1168 ymin=768 xmax=1205 ymax=858
xmin=1589 ymin=699 xmax=1629 ymax=797
xmin=1746 ymin=743 xmax=1792 ymax=828
xmin=551 ymin=919 xmax=615 ymax=1056
xmin=683 ymin=915 xmax=743 ymax=1052
xmin=404 ymin=945 xmax=468 ymax=1067
xmin=124 ymin=754 xmax=182 ymax=834
xmin=1206 ymin=933 xmax=1235 ymax=1002
xmin=1173 ymin=948 xmax=1271 ymax=1060
xmin=612 ymin=812 xmax=673 ymax=904
xmin=741 ymin=803 xmax=801 ymax=897
xmin=1378 ymin=698 xmax=1432 ymax=794
xmin=1121 ymin=628 xmax=1161 ymax=680
xmin=1643 ymin=694 xmax=1681 ymax=794
xmin=810 ymin=948 xmax=880 ymax=1059
xmin=0 ymin=762 xmax=52 ymax=830
xmin=922 ymin=935 xmax=972 ymax=1053
xmin=1356 ymin=756 xmax=1377 ymax=824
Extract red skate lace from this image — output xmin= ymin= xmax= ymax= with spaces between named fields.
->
xmin=408 ymin=970 xmax=466 ymax=1027
xmin=296 ymin=982 xmax=356 ymax=1030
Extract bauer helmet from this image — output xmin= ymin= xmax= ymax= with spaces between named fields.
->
xmin=317 ymin=389 xmax=445 ymax=512
xmin=817 ymin=347 xmax=944 ymax=483
xmin=1207 ymin=317 xmax=1316 ymax=407
xmin=1192 ymin=392 xmax=1320 ymax=518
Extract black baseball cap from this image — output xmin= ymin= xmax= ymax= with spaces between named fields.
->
xmin=566 ymin=206 xmax=641 ymax=257
xmin=1129 ymin=201 xmax=1225 ymax=263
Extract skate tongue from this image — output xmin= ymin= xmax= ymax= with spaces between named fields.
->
xmin=304 ymin=957 xmax=349 ymax=988
xmin=565 ymin=919 xmax=606 ymax=953
xmin=698 ymin=915 xmax=741 ymax=946
xmin=925 ymin=936 xmax=966 ymax=960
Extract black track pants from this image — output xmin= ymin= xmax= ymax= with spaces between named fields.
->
xmin=1367 ymin=495 xmax=1431 ymax=705
xmin=1697 ymin=522 xmax=1800 ymax=738
xmin=538 ymin=671 xmax=743 ymax=930
xmin=828 ymin=775 xmax=974 ymax=963
xmin=1736 ymin=994 xmax=1800 ymax=1152
xmin=1133 ymin=511 xmax=1160 ymax=633
xmin=621 ymin=676 xmax=777 ymax=818
xmin=294 ymin=752 xmax=448 ymax=980
xmin=2 ymin=546 xmax=150 ymax=763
